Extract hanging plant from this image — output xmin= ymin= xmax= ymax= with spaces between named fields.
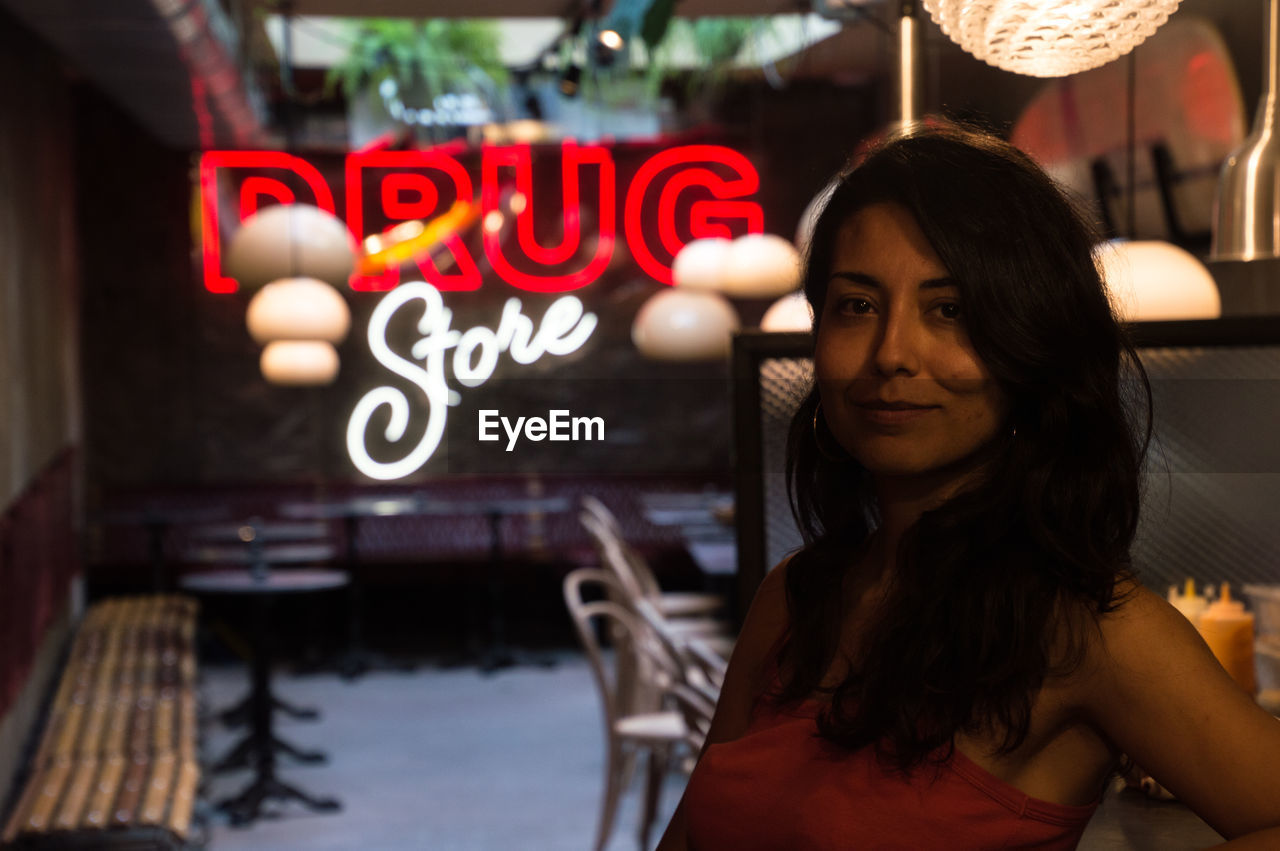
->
xmin=688 ymin=17 xmax=759 ymax=65
xmin=325 ymin=19 xmax=508 ymax=103
xmin=647 ymin=16 xmax=773 ymax=102
xmin=574 ymin=5 xmax=771 ymax=109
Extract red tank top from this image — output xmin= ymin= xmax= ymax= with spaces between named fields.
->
xmin=684 ymin=690 xmax=1100 ymax=850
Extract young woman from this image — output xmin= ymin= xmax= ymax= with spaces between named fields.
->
xmin=657 ymin=126 xmax=1280 ymax=849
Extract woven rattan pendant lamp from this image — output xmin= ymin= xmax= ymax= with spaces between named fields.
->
xmin=922 ymin=0 xmax=1182 ymax=78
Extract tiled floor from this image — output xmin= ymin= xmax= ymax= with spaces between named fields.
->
xmin=194 ymin=649 xmax=1227 ymax=851
xmin=198 ymin=651 xmax=684 ymax=851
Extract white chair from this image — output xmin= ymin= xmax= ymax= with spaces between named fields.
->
xmin=630 ymin=596 xmax=727 ymax=698
xmin=579 ymin=509 xmax=736 ymax=661
xmin=580 ymin=495 xmax=728 ymax=620
xmin=564 ymin=568 xmax=709 ymax=851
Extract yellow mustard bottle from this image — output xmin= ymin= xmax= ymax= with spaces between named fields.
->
xmin=1197 ymin=583 xmax=1257 ymax=695
xmin=1168 ymin=577 xmax=1208 ymax=627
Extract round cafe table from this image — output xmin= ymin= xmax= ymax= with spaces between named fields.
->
xmin=180 ymin=568 xmax=349 ymax=825
xmin=279 ymin=496 xmax=425 ymax=679
xmin=282 ymin=494 xmax=570 ymax=674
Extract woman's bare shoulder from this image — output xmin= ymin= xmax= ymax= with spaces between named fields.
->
xmin=1072 ymin=578 xmax=1280 ymax=839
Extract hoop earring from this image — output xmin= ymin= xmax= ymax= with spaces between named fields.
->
xmin=813 ymin=401 xmax=849 ymax=462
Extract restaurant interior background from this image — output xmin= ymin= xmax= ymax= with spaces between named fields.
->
xmin=2 ymin=0 xmax=1280 ymax=848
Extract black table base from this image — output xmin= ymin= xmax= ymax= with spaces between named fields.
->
xmin=211 ymin=731 xmax=328 ymax=774
xmin=219 ymin=691 xmax=320 ymax=725
xmin=181 ymin=569 xmax=348 ymax=826
xmin=219 ymin=773 xmax=341 ymax=827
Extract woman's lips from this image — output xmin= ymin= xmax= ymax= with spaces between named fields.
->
xmin=854 ymin=405 xmax=938 ymax=425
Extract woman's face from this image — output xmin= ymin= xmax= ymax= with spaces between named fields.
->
xmin=815 ymin=202 xmax=1009 ymax=481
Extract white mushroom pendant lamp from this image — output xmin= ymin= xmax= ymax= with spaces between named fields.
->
xmin=670 ymin=235 xmax=802 ymax=298
xmin=245 ymin=277 xmax=352 ymax=345
xmin=632 ymin=238 xmax=732 ymax=362
xmin=922 ymin=0 xmax=1182 ymax=78
xmin=721 ymin=234 xmax=803 ymax=298
xmin=671 ymin=238 xmax=734 ymax=291
xmin=1096 ymin=239 xmax=1221 ymax=321
xmin=634 ymin=232 xmax=804 ymax=359
xmin=631 ymin=287 xmax=741 ymax=361
xmin=761 ymin=291 xmax=815 ymax=332
xmin=225 ymin=203 xmax=357 ymax=290
xmin=246 ymin=277 xmax=351 ymax=386
xmin=260 ymin=340 xmax=341 ymax=386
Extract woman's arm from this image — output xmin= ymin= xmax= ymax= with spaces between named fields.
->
xmin=655 ymin=557 xmax=793 ymax=851
xmin=1079 ymin=583 xmax=1280 ymax=843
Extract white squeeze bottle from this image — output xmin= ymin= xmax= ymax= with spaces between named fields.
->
xmin=1197 ymin=583 xmax=1257 ymax=695
xmin=1167 ymin=578 xmax=1208 ymax=626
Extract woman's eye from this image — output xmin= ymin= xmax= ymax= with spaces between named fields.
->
xmin=835 ymin=297 xmax=873 ymax=315
xmin=935 ymin=301 xmax=963 ymax=320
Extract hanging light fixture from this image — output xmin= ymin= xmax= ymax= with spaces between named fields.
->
xmin=245 ymin=277 xmax=351 ymax=345
xmin=672 ymin=238 xmax=733 ymax=291
xmin=922 ymin=0 xmax=1182 ymax=78
xmin=631 ymin=289 xmax=740 ymax=361
xmin=721 ymin=235 xmax=803 ymax=298
xmin=260 ymin=340 xmax=341 ymax=386
xmin=761 ymin=292 xmax=815 ymax=332
xmin=225 ymin=203 xmax=357 ymax=290
xmin=242 ymin=4 xmax=352 ymax=387
xmin=1212 ymin=0 xmax=1280 ymax=261
xmin=897 ymin=0 xmax=921 ymax=128
xmin=1097 ymin=239 xmax=1221 ymax=320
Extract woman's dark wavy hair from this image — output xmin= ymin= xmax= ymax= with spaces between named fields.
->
xmin=776 ymin=124 xmax=1153 ymax=774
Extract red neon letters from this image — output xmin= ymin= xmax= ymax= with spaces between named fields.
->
xmin=481 ymin=141 xmax=616 ymax=293
xmin=199 ymin=142 xmax=763 ymax=294
xmin=345 ymin=150 xmax=480 ymax=292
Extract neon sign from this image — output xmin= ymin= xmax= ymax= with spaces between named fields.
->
xmin=200 ymin=142 xmax=764 ymax=294
xmin=346 ymin=282 xmax=598 ymax=480
xmin=481 ymin=141 xmax=616 ymax=293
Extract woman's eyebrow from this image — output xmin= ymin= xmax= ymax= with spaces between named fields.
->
xmin=829 ymin=271 xmax=957 ymax=290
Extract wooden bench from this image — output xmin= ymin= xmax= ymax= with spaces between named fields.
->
xmin=2 ymin=595 xmax=201 ymax=849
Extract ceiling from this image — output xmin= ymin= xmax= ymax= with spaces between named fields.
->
xmin=289 ymin=0 xmax=848 ymax=17
xmin=0 ymin=0 xmax=893 ymax=150
xmin=1 ymin=0 xmax=1261 ymax=154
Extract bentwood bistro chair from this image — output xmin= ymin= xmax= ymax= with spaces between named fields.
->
xmin=578 ymin=506 xmax=735 ymax=660
xmin=564 ymin=568 xmax=715 ymax=851
xmin=579 ymin=495 xmax=729 ymax=620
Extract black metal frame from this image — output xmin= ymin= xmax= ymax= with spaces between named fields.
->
xmin=730 ymin=317 xmax=1280 ymax=618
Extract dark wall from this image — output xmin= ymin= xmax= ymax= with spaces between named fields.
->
xmin=715 ymin=81 xmax=880 ymax=239
xmin=0 ymin=6 xmax=82 ymax=812
xmin=0 ymin=15 xmax=81 ymax=503
xmin=75 ymin=84 xmax=202 ymax=498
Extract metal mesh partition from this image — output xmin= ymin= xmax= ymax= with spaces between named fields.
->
xmin=1135 ymin=346 xmax=1280 ymax=591
xmin=735 ymin=323 xmax=1280 ymax=603
xmin=760 ymin=358 xmax=812 ymax=571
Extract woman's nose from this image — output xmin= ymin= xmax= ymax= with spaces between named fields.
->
xmin=871 ymin=309 xmax=922 ymax=377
